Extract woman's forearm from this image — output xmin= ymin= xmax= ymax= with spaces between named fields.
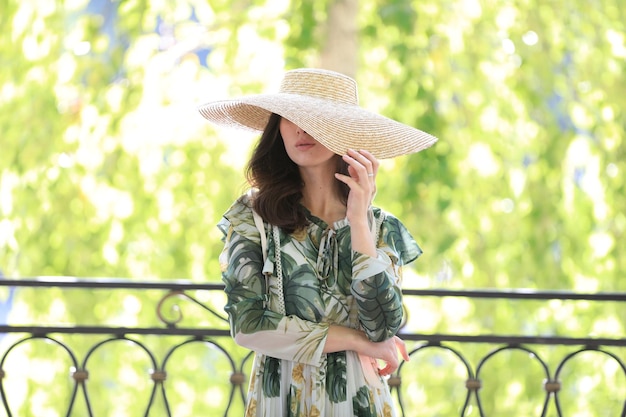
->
xmin=322 ymin=324 xmax=368 ymax=354
xmin=323 ymin=324 xmax=409 ymax=376
xmin=350 ymin=218 xmax=377 ymax=257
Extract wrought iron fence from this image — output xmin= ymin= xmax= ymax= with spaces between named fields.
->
xmin=0 ymin=278 xmax=624 ymax=417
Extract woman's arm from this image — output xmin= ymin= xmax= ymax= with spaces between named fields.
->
xmin=335 ymin=149 xmax=378 ymax=258
xmin=323 ymin=324 xmax=409 ymax=376
xmin=222 ymin=226 xmax=331 ymax=366
xmin=335 ymin=149 xmax=405 ymax=342
xmin=350 ymin=252 xmax=404 ymax=342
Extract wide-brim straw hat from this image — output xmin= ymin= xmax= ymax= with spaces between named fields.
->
xmin=198 ymin=68 xmax=438 ymax=159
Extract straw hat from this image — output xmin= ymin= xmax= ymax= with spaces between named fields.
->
xmin=198 ymin=68 xmax=437 ymax=159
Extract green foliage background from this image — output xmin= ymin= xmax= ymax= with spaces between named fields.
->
xmin=1 ymin=0 xmax=625 ymax=416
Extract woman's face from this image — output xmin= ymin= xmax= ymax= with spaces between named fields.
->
xmin=279 ymin=118 xmax=336 ymax=169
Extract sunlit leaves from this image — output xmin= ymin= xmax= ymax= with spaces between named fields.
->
xmin=2 ymin=0 xmax=625 ymax=414
xmin=361 ymin=0 xmax=626 ymax=293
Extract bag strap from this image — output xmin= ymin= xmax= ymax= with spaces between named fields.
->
xmin=252 ymin=209 xmax=286 ymax=315
xmin=272 ymin=225 xmax=286 ymax=315
xmin=252 ymin=209 xmax=267 ymax=260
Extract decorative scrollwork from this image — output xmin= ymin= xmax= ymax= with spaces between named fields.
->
xmin=156 ymin=289 xmax=229 ymax=328
xmin=1 ymin=278 xmax=624 ymax=417
xmin=156 ymin=290 xmax=185 ymax=328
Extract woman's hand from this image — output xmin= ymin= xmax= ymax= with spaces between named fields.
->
xmin=324 ymin=326 xmax=410 ymax=376
xmin=335 ymin=149 xmax=379 ymax=217
xmin=368 ymin=335 xmax=410 ymax=376
xmin=346 ymin=148 xmax=379 ymax=205
xmin=335 ymin=149 xmax=380 ymax=257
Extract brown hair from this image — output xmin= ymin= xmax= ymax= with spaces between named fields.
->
xmin=246 ymin=113 xmax=349 ymax=233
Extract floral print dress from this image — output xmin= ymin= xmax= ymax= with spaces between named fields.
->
xmin=218 ymin=194 xmax=422 ymax=417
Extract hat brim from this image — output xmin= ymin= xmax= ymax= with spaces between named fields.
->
xmin=198 ymin=93 xmax=437 ymax=159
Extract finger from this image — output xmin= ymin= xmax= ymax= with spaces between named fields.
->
xmin=378 ymin=366 xmax=391 ymax=377
xmin=340 ymin=161 xmax=374 ymax=196
xmin=351 ymin=150 xmax=374 ymax=175
xmin=341 ymin=154 xmax=362 ymax=177
xmin=380 ymin=357 xmax=399 ymax=376
xmin=378 ymin=363 xmax=393 ymax=376
xmin=336 ymin=174 xmax=372 ymax=208
xmin=345 ymin=150 xmax=373 ymax=179
xmin=395 ymin=336 xmax=410 ymax=362
xmin=347 ymin=164 xmax=358 ymax=179
xmin=334 ymin=173 xmax=357 ymax=188
xmin=357 ymin=149 xmax=379 ymax=175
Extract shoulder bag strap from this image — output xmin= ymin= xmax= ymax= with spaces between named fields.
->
xmin=252 ymin=209 xmax=286 ymax=315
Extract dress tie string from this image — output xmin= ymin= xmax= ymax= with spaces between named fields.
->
xmin=316 ymin=227 xmax=339 ymax=286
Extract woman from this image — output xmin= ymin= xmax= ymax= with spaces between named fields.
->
xmin=199 ymin=68 xmax=437 ymax=417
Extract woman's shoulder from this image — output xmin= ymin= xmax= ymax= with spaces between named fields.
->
xmin=373 ymin=206 xmax=423 ymax=265
xmin=217 ymin=192 xmax=257 ymax=237
xmin=228 ymin=192 xmax=255 ymax=216
xmin=371 ymin=206 xmax=404 ymax=228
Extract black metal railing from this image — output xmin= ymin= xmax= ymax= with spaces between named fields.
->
xmin=0 ymin=278 xmax=624 ymax=417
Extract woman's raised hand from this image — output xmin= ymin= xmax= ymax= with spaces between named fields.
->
xmin=334 ymin=149 xmax=380 ymax=257
xmin=335 ymin=149 xmax=379 ymax=222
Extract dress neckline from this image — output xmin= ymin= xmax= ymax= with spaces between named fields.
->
xmin=301 ymin=204 xmax=350 ymax=231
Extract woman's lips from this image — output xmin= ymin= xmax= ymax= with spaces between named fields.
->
xmin=296 ymin=142 xmax=315 ymax=150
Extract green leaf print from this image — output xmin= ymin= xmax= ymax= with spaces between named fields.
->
xmin=382 ymin=214 xmax=422 ymax=265
xmin=301 ymin=228 xmax=321 ymax=260
xmin=336 ymin=237 xmax=353 ymax=295
xmin=263 ymin=357 xmax=281 ymax=397
xmin=321 ymin=290 xmax=351 ymax=324
xmin=352 ymin=273 xmax=403 ymax=342
xmin=352 ymin=386 xmax=376 ymax=417
xmin=284 ymin=264 xmax=324 ymax=322
xmin=326 ymin=351 xmax=347 ymax=403
xmin=237 ymin=303 xmax=282 ymax=334
xmin=223 ymin=276 xmax=259 ymax=304
xmin=287 ymin=384 xmax=300 ymax=417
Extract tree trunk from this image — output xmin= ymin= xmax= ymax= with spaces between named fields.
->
xmin=319 ymin=0 xmax=359 ymax=78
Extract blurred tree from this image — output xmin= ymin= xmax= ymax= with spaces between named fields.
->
xmin=358 ymin=0 xmax=626 ymax=293
xmin=319 ymin=0 xmax=359 ymax=77
xmin=1 ymin=0 xmax=624 ymax=415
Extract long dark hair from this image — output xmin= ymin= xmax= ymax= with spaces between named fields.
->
xmin=246 ymin=113 xmax=349 ymax=233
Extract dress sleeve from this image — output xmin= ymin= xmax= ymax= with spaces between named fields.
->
xmin=218 ymin=196 xmax=329 ymax=366
xmin=350 ymin=209 xmax=422 ymax=342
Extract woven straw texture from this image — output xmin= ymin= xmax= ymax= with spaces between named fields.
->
xmin=198 ymin=68 xmax=438 ymax=159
